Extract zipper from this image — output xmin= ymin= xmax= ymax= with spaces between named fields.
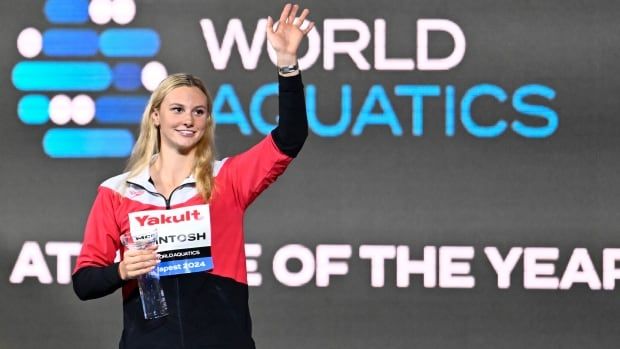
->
xmin=127 ymin=180 xmax=191 ymax=347
xmin=164 ymin=185 xmax=188 ymax=209
xmin=177 ymin=277 xmax=185 ymax=348
xmin=127 ymin=181 xmax=192 ymax=209
xmin=167 ymin=184 xmax=188 ymax=348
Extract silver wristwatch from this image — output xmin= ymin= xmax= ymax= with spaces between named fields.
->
xmin=278 ymin=64 xmax=299 ymax=75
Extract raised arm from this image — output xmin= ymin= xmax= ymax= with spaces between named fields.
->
xmin=266 ymin=4 xmax=314 ymax=157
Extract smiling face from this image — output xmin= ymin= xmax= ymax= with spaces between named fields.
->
xmin=152 ymin=86 xmax=210 ymax=155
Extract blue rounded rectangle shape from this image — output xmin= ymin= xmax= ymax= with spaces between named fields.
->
xmin=43 ymin=29 xmax=99 ymax=57
xmin=43 ymin=128 xmax=134 ymax=158
xmin=113 ymin=63 xmax=142 ymax=91
xmin=44 ymin=0 xmax=89 ymax=24
xmin=100 ymin=29 xmax=160 ymax=57
xmin=12 ymin=61 xmax=112 ymax=91
xmin=157 ymin=257 xmax=214 ymax=277
xmin=18 ymin=94 xmax=50 ymax=125
xmin=96 ymin=95 xmax=149 ymax=124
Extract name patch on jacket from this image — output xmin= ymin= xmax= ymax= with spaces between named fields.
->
xmin=128 ymin=205 xmax=213 ymax=277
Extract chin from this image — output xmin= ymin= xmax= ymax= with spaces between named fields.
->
xmin=177 ymin=140 xmax=202 ymax=153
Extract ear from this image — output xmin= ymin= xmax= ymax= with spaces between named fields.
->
xmin=151 ymin=109 xmax=160 ymax=127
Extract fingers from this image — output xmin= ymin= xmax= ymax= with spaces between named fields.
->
xmin=287 ymin=4 xmax=299 ymax=24
xmin=266 ymin=15 xmax=274 ymax=34
xmin=302 ymin=20 xmax=315 ymax=35
xmin=278 ymin=3 xmax=291 ymax=24
xmin=278 ymin=3 xmax=310 ymax=25
xmin=295 ymin=8 xmax=309 ymax=26
xmin=268 ymin=3 xmax=314 ymax=43
xmin=121 ymin=248 xmax=159 ymax=280
xmin=131 ymin=264 xmax=157 ymax=277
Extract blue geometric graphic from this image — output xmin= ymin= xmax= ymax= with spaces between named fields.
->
xmin=15 ymin=0 xmax=165 ymax=158
xmin=44 ymin=0 xmax=89 ymax=24
xmin=43 ymin=29 xmax=99 ymax=57
xmin=100 ymin=29 xmax=160 ymax=57
xmin=18 ymin=95 xmax=50 ymax=125
xmin=13 ymin=61 xmax=113 ymax=91
xmin=43 ymin=129 xmax=135 ymax=158
xmin=113 ymin=63 xmax=142 ymax=91
xmin=96 ymin=96 xmax=149 ymax=124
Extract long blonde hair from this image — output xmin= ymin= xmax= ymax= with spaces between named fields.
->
xmin=125 ymin=73 xmax=216 ymax=202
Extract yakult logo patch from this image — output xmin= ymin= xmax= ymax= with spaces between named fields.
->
xmin=134 ymin=209 xmax=203 ymax=226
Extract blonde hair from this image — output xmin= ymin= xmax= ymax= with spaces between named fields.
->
xmin=125 ymin=73 xmax=216 ymax=202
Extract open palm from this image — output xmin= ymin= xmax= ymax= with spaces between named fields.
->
xmin=266 ymin=4 xmax=314 ymax=65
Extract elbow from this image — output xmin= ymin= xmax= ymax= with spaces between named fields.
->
xmin=74 ymin=289 xmax=91 ymax=301
xmin=297 ymin=130 xmax=308 ymax=154
xmin=72 ymin=273 xmax=91 ymax=301
xmin=72 ymin=269 xmax=99 ymax=301
xmin=271 ymin=127 xmax=307 ymax=158
xmin=71 ymin=264 xmax=122 ymax=300
xmin=287 ymin=135 xmax=307 ymax=158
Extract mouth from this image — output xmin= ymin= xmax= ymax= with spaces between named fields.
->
xmin=175 ymin=129 xmax=196 ymax=136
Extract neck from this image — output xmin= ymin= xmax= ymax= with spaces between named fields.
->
xmin=151 ymin=147 xmax=195 ymax=186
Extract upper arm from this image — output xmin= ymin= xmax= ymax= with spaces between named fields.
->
xmin=223 ymin=134 xmax=293 ymax=209
xmin=74 ymin=186 xmax=121 ymax=273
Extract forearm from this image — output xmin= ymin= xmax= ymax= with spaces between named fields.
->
xmin=271 ymin=73 xmax=308 ymax=157
xmin=72 ymin=263 xmax=123 ymax=300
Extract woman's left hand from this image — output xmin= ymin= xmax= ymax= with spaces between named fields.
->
xmin=266 ymin=3 xmax=315 ymax=66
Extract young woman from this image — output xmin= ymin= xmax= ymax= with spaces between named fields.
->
xmin=72 ymin=4 xmax=314 ymax=348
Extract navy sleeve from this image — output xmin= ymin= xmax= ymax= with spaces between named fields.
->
xmin=72 ymin=263 xmax=123 ymax=300
xmin=270 ymin=73 xmax=308 ymax=158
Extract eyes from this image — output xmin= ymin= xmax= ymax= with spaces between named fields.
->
xmin=169 ymin=106 xmax=207 ymax=117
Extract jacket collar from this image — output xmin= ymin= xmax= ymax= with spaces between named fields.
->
xmin=126 ymin=165 xmax=197 ymax=192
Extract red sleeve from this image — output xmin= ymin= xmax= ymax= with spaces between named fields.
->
xmin=74 ymin=186 xmax=122 ymax=273
xmin=223 ymin=134 xmax=293 ymax=209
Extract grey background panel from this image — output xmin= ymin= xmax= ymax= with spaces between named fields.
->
xmin=1 ymin=1 xmax=619 ymax=348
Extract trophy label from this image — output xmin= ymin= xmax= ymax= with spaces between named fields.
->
xmin=128 ymin=204 xmax=213 ymax=276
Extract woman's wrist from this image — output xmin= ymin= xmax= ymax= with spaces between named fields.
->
xmin=277 ymin=54 xmax=299 ymax=77
xmin=276 ymin=53 xmax=297 ymax=68
xmin=278 ymin=63 xmax=300 ymax=77
xmin=118 ymin=261 xmax=127 ymax=280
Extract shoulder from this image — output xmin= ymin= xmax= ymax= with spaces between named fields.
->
xmin=225 ymin=135 xmax=290 ymax=163
xmin=99 ymin=172 xmax=130 ymax=194
xmin=214 ymin=159 xmax=227 ymax=177
xmin=216 ymin=135 xmax=292 ymax=175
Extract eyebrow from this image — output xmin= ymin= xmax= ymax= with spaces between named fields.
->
xmin=167 ymin=102 xmax=207 ymax=109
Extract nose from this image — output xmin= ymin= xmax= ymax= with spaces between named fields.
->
xmin=182 ymin=111 xmax=194 ymax=127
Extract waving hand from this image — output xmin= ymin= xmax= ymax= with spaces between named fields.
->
xmin=266 ymin=4 xmax=315 ymax=67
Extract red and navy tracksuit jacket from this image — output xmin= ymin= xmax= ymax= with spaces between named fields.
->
xmin=72 ymin=74 xmax=307 ymax=349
